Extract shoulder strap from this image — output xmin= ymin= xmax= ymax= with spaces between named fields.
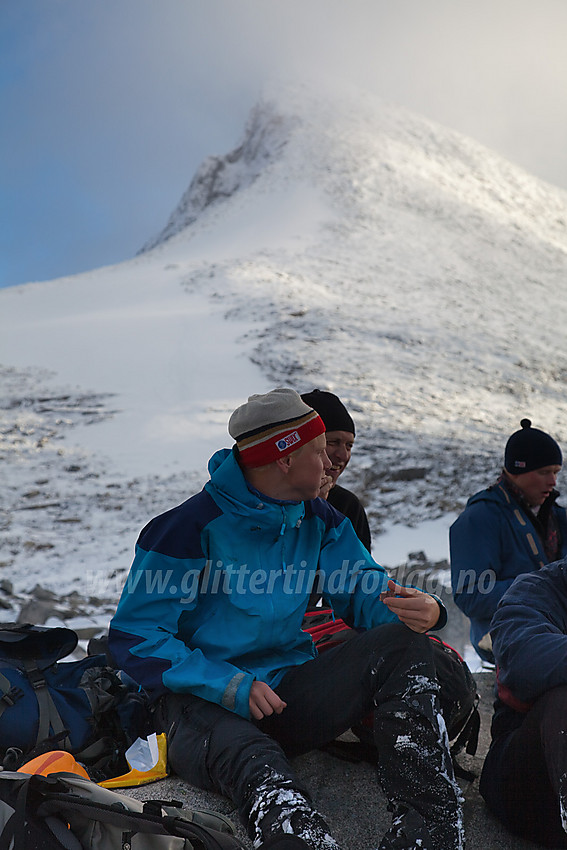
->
xmin=0 ymin=776 xmax=33 ymax=850
xmin=0 ymin=774 xmax=80 ymax=850
xmin=22 ymin=659 xmax=70 ymax=749
xmin=43 ymin=816 xmax=83 ymax=849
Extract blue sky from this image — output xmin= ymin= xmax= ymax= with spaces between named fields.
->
xmin=2 ymin=0 xmax=567 ymax=289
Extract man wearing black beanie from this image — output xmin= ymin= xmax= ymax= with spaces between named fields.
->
xmin=301 ymin=389 xmax=371 ymax=552
xmin=450 ymin=418 xmax=567 ymax=663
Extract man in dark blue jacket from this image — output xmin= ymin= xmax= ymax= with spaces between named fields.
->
xmin=480 ymin=559 xmax=567 ymax=846
xmin=450 ymin=419 xmax=566 ymax=663
xmin=109 ymin=388 xmax=464 ymax=850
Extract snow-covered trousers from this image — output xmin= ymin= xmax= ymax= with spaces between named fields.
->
xmin=154 ymin=623 xmax=464 ymax=850
xmin=480 ymin=684 xmax=567 ymax=848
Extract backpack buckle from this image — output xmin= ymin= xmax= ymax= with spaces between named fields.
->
xmin=1 ymin=685 xmax=24 ymax=706
xmin=26 ymin=667 xmax=47 ymax=691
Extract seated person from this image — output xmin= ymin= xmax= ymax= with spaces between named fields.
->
xmin=480 ymin=559 xmax=567 ymax=847
xmin=109 ymin=388 xmax=463 ymax=850
xmin=450 ymin=419 xmax=566 ymax=662
xmin=301 ymin=389 xmax=370 ymax=550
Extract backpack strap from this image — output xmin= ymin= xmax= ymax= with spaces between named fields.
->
xmin=44 ymin=816 xmax=83 ymax=850
xmin=0 ymin=774 xmax=80 ymax=850
xmin=451 ymin=702 xmax=481 ymax=758
xmin=0 ymin=775 xmax=31 ymax=850
xmin=0 ymin=671 xmax=23 ymax=720
xmin=22 ymin=659 xmax=70 ymax=749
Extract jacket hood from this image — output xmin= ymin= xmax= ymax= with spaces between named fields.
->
xmin=466 ymin=485 xmax=509 ymax=509
xmin=205 ymin=447 xmax=305 ymax=529
xmin=206 ymin=447 xmax=258 ymax=513
xmin=207 ymin=446 xmax=235 ymax=479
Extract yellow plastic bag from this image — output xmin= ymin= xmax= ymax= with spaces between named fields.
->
xmin=98 ymin=732 xmax=168 ymax=788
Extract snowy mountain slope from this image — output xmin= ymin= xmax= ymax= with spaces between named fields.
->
xmin=1 ymin=82 xmax=567 ymax=611
xmin=140 ymin=83 xmax=567 ymax=515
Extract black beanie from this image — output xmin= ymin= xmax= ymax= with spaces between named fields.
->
xmin=504 ymin=418 xmax=562 ymax=474
xmin=300 ymin=389 xmax=355 ymax=436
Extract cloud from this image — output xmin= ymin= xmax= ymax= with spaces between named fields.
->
xmin=2 ymin=0 xmax=567 ymax=287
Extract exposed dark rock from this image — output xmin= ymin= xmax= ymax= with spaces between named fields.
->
xmin=387 ymin=466 xmax=430 ymax=482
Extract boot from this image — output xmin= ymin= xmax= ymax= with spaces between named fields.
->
xmin=248 ymin=768 xmax=341 ymax=850
xmin=377 ymin=802 xmax=436 ymax=850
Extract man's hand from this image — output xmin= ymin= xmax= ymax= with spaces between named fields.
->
xmin=318 ymin=474 xmax=334 ymax=500
xmin=249 ymin=681 xmax=287 ymax=721
xmin=380 ymin=580 xmax=440 ymax=633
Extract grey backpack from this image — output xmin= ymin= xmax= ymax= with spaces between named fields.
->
xmin=0 ymin=770 xmax=245 ymax=849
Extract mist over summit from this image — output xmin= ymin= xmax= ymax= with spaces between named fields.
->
xmin=145 ymin=83 xmax=567 ymax=256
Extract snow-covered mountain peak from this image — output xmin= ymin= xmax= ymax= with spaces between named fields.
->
xmin=143 ymin=82 xmax=567 ymax=256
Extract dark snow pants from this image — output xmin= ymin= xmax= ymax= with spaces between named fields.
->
xmin=480 ymin=685 xmax=567 ymax=847
xmin=154 ymin=623 xmax=463 ymax=850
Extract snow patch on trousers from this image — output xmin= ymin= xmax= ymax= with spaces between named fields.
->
xmin=376 ymin=673 xmax=465 ymax=850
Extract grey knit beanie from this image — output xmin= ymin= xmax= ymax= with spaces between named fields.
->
xmin=229 ymin=388 xmax=325 ymax=468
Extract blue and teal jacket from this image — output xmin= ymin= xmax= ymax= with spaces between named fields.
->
xmin=450 ymin=480 xmax=567 ymax=660
xmin=110 ymin=447 xmax=441 ymax=719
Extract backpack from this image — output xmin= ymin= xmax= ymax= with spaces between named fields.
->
xmin=301 ymin=609 xmax=356 ymax=651
xmin=0 ymin=770 xmax=246 ymax=849
xmin=0 ymin=623 xmax=150 ymax=780
xmin=302 ymin=610 xmax=480 ymax=771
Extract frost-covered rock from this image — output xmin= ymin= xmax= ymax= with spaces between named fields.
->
xmin=141 ymin=99 xmax=298 ymax=251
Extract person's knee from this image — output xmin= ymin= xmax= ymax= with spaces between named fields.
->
xmin=360 ymin=623 xmax=433 ymax=678
xmin=201 ymin=712 xmax=302 ymax=810
xmin=208 ymin=715 xmax=289 ymax=782
xmin=362 ymin=622 xmax=430 ymax=656
xmin=163 ymin=696 xmax=269 ymax=792
xmin=368 ymin=627 xmax=437 ymax=708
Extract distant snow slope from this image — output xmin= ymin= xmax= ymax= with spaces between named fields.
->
xmin=1 ymin=81 xmax=567 ymax=601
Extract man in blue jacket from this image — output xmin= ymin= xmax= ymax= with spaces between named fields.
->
xmin=450 ymin=418 xmax=566 ymax=663
xmin=109 ymin=388 xmax=463 ymax=850
xmin=480 ymin=559 xmax=567 ymax=846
